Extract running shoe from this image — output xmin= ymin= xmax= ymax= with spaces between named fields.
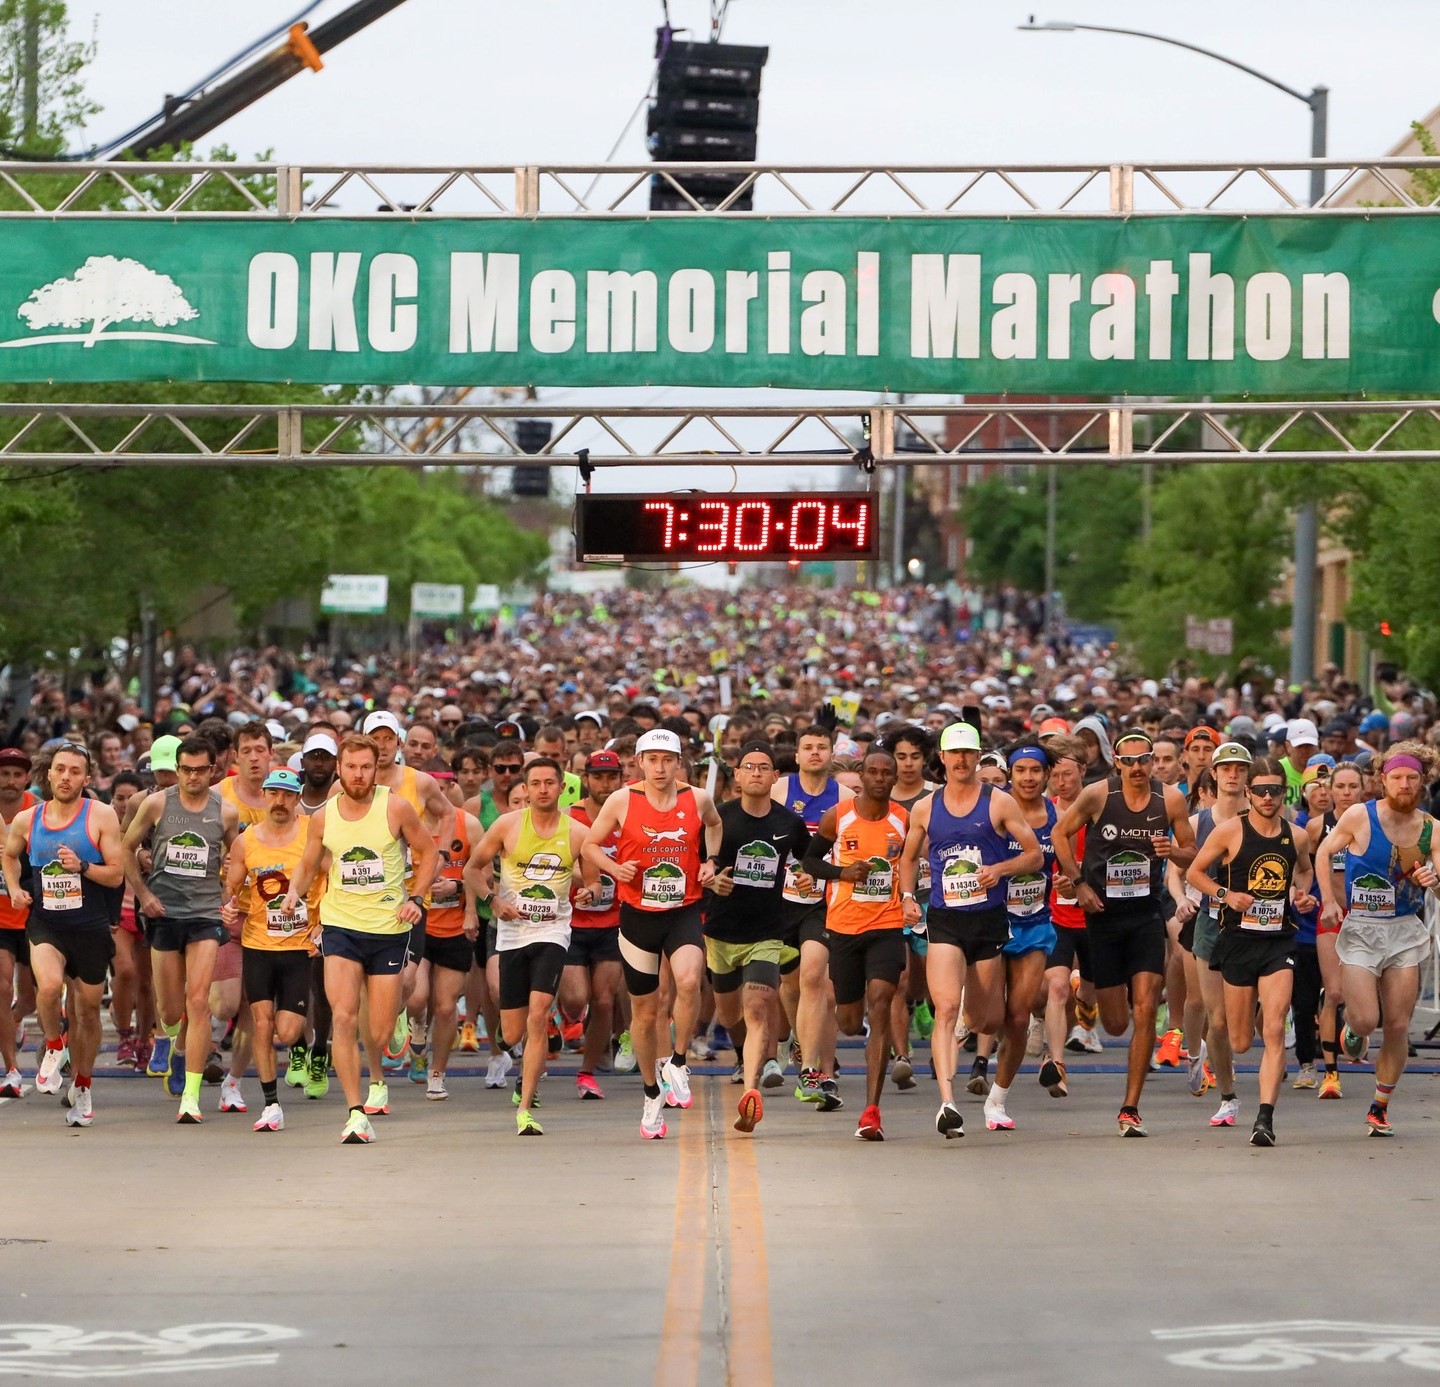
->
xmin=854 ymin=1104 xmax=884 ymax=1141
xmin=1283 ymin=1010 xmax=1296 ymax=1051
xmin=305 ymin=1052 xmax=330 ymax=1100
xmin=984 ymin=1092 xmax=1015 ymax=1131
xmin=730 ymin=1062 xmax=745 ymax=1085
xmin=1187 ymin=1045 xmax=1210 ymax=1097
xmin=640 ymin=1090 xmax=668 ymax=1140
xmin=912 ymin=1001 xmax=934 ymax=1040
xmin=1154 ymin=1028 xmax=1183 ymax=1068
xmin=576 ymin=1072 xmax=604 ymax=1100
xmin=203 ymin=1050 xmax=224 ymax=1085
xmin=1117 ymin=1107 xmax=1148 ymax=1137
xmin=561 ymin=1018 xmax=585 ymax=1050
xmin=660 ymin=1057 xmax=693 ymax=1109
xmin=795 ymin=1067 xmax=825 ymax=1104
xmin=1210 ymin=1097 xmax=1240 ymax=1127
xmin=965 ymin=1057 xmax=990 ymax=1097
xmin=427 ymin=1073 xmax=449 ymax=1102
xmin=686 ymin=1035 xmax=715 ymax=1064
xmin=1318 ymin=1070 xmax=1343 ymax=1100
xmin=613 ymin=1031 xmax=637 ymax=1074
xmin=760 ymin=1058 xmax=785 ymax=1090
xmin=341 ymin=1110 xmax=375 ymax=1144
xmin=892 ymin=1054 xmax=916 ymax=1091
xmin=734 ymin=1088 xmax=763 ymax=1134
xmin=115 ymin=1033 xmax=137 ymax=1069
xmin=458 ymin=1021 xmax=481 ymax=1053
xmin=484 ymin=1051 xmax=514 ymax=1089
xmin=1340 ymin=1024 xmax=1370 ymax=1063
xmin=1293 ymin=1063 xmax=1318 ymax=1090
xmin=1064 ymin=1025 xmax=1089 ymax=1054
xmin=960 ymin=1027 xmax=978 ymax=1054
xmin=511 ymin=1078 xmax=541 ymax=1108
xmin=135 ymin=1039 xmax=153 ymax=1074
xmin=548 ymin=1017 xmax=564 ymax=1056
xmin=408 ymin=1050 xmax=427 ymax=1085
xmin=65 ymin=1086 xmax=93 ymax=1127
xmin=146 ymin=1035 xmax=172 ymax=1077
xmin=1026 ymin=1015 xmax=1045 ymax=1057
xmin=409 ymin=1016 xmax=428 ymax=1055
xmin=35 ymin=1045 xmax=66 ymax=1095
xmin=389 ymin=1009 xmax=410 ymax=1058
xmin=0 ymin=1067 xmax=21 ymax=1098
xmin=363 ymin=1081 xmax=390 ymax=1116
xmin=253 ymin=1103 xmax=284 ymax=1132
xmin=817 ymin=1077 xmax=844 ymax=1112
xmin=1037 ymin=1057 xmax=1068 ymax=1097
xmin=1366 ymin=1102 xmax=1393 ymax=1137
xmin=1249 ymin=1112 xmax=1276 ymax=1147
xmin=516 ymin=1108 xmax=544 ymax=1136
xmin=219 ymin=1076 xmax=247 ymax=1113
xmin=1076 ymin=1000 xmax=1100 ymax=1029
xmin=166 ymin=1048 xmax=186 ymax=1097
xmin=1080 ymin=1027 xmax=1104 ymax=1055
xmin=284 ymin=1044 xmax=309 ymax=1088
xmin=710 ymin=1024 xmax=731 ymax=1052
xmin=788 ymin=1034 xmax=803 ymax=1070
xmin=381 ymin=1049 xmax=406 ymax=1075
xmin=935 ymin=1100 xmax=965 ymax=1139
xmin=176 ymin=1093 xmax=203 ymax=1124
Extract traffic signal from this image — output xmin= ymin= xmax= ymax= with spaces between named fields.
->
xmin=648 ymin=32 xmax=768 ymax=212
xmin=1379 ymin=620 xmax=1393 ymax=638
xmin=511 ymin=419 xmax=552 ymax=498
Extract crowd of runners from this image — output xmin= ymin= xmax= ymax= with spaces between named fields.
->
xmin=2 ymin=585 xmax=1437 ymax=1147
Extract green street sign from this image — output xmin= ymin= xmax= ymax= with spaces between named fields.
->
xmin=0 ymin=215 xmax=1428 ymax=394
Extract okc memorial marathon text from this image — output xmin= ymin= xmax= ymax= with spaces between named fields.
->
xmin=241 ymin=250 xmax=1350 ymax=363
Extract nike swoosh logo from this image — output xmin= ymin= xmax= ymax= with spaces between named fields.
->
xmin=772 ymin=835 xmax=788 ymax=842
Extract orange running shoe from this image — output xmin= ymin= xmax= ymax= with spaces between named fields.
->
xmin=735 ymin=1088 xmax=763 ymax=1133
xmin=1318 ymin=1070 xmax=1343 ymax=1100
xmin=1154 ymin=1028 xmax=1183 ymax=1068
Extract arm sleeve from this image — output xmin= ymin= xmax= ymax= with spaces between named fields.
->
xmin=801 ymin=832 xmax=843 ymax=881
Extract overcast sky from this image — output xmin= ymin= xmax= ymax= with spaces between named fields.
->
xmin=61 ymin=0 xmax=1440 ymax=568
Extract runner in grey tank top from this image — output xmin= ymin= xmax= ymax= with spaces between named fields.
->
xmin=148 ymin=785 xmax=226 ymax=920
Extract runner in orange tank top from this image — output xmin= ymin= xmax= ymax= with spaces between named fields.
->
xmin=0 ymin=748 xmax=36 ymax=1095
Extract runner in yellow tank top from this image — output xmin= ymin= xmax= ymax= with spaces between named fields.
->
xmin=286 ymin=733 xmax=438 ymax=1146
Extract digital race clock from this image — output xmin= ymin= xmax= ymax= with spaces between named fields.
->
xmin=575 ymin=492 xmax=878 ymax=563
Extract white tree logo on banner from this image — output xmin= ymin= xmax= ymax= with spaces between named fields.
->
xmin=0 ymin=256 xmax=216 ymax=349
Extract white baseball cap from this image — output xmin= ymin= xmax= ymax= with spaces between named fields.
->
xmin=939 ymin=721 xmax=982 ymax=752
xmin=1287 ymin=718 xmax=1319 ymax=748
xmin=361 ymin=710 xmax=404 ymax=738
xmin=636 ymin=729 xmax=683 ymax=756
xmin=302 ymin=732 xmax=338 ymax=756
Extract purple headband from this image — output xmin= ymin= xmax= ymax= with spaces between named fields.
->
xmin=1383 ymin=753 xmax=1423 ymax=776
xmin=1008 ymin=745 xmax=1047 ymax=768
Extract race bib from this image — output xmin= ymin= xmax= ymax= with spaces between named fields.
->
xmin=851 ymin=855 xmax=895 ymax=902
xmin=1105 ymin=850 xmax=1150 ymax=900
xmin=783 ymin=855 xmax=825 ymax=903
xmin=39 ymin=862 xmax=82 ymax=912
xmin=734 ymin=840 xmax=782 ymax=889
xmin=1007 ymin=872 xmax=1046 ymax=918
xmin=1240 ymin=897 xmax=1285 ymax=932
xmin=917 ymin=856 xmax=932 ymax=895
xmin=577 ymin=874 xmax=615 ymax=911
xmin=338 ymin=846 xmax=386 ymax=894
xmin=939 ymin=846 xmax=985 ymax=908
xmin=163 ymin=833 xmax=209 ymax=878
xmin=640 ymin=862 xmax=686 ymax=909
xmin=265 ymin=897 xmax=309 ymax=938
xmin=514 ymin=882 xmax=561 ymax=923
xmin=1349 ymin=872 xmax=1397 ymax=918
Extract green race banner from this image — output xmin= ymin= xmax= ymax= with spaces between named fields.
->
xmin=0 ymin=215 xmax=1433 ymax=393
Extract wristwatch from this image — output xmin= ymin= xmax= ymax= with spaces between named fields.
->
xmin=1213 ymin=886 xmax=1229 ymax=903
xmin=901 ymin=892 xmax=917 ymax=902
xmin=407 ymin=893 xmax=425 ymax=908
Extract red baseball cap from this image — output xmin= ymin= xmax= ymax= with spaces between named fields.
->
xmin=1185 ymin=725 xmax=1219 ymax=748
xmin=1036 ymin=717 xmax=1071 ymax=739
xmin=585 ymin=750 xmax=622 ymax=772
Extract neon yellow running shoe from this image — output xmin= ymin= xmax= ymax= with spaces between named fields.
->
xmin=516 ymin=1108 xmax=544 ymax=1136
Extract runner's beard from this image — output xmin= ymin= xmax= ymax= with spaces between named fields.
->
xmin=1386 ymin=787 xmax=1421 ymax=813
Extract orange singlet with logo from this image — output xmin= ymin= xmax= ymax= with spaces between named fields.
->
xmin=0 ymin=791 xmax=37 ymax=931
xmin=615 ymin=786 xmax=703 ymax=912
xmin=426 ymin=814 xmax=471 ymax=938
xmin=825 ymin=802 xmax=908 ymax=935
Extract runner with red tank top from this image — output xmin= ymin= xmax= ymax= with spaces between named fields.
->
xmin=1039 ymin=738 xmax=1094 ymax=1080
xmin=581 ymin=729 xmax=721 ymax=1141
xmin=561 ymin=750 xmax=625 ymax=1101
xmin=0 ymin=748 xmax=37 ymax=1095
xmin=420 ymin=806 xmax=482 ymax=1101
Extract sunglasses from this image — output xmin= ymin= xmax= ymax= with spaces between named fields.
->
xmin=439 ymin=719 xmax=462 ymax=728
xmin=1249 ymin=783 xmax=1286 ymax=798
xmin=1116 ymin=753 xmax=1154 ymax=767
xmin=491 ymin=763 xmax=523 ymax=774
xmin=55 ymin=740 xmax=92 ymax=764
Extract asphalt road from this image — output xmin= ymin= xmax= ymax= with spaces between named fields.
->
xmin=3 ymin=1045 xmax=1439 ymax=1385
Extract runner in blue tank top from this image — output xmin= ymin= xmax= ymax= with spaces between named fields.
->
xmin=771 ymin=721 xmax=853 ymax=1112
xmin=1317 ymin=740 xmax=1440 ymax=1137
xmin=900 ymin=721 xmax=1041 ymax=1141
xmin=1 ymin=744 xmax=126 ymax=1128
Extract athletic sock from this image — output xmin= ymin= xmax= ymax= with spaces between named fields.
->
xmin=162 ymin=1019 xmax=182 ymax=1040
xmin=988 ymin=1083 xmax=1009 ymax=1102
xmin=182 ymin=1070 xmax=203 ymax=1102
xmin=671 ymin=1050 xmax=686 ymax=1070
xmin=1321 ymin=1040 xmax=1338 ymax=1074
xmin=349 ymin=1104 xmax=363 ymax=1116
xmin=74 ymin=1073 xmax=91 ymax=1090
xmin=1258 ymin=1102 xmax=1274 ymax=1122
xmin=1374 ymin=1080 xmax=1396 ymax=1110
xmin=1222 ymin=1092 xmax=1237 ymax=1103
xmin=644 ymin=1082 xmax=661 ymax=1099
xmin=261 ymin=1080 xmax=278 ymax=1105
xmin=44 ymin=1036 xmax=64 ymax=1052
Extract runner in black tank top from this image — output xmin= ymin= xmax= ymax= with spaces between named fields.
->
xmin=1187 ymin=758 xmax=1318 ymax=1148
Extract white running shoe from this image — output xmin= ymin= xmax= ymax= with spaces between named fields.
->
xmin=660 ymin=1057 xmax=693 ymax=1109
xmin=760 ymin=1058 xmax=785 ymax=1089
xmin=252 ymin=1102 xmax=284 ymax=1132
xmin=426 ymin=1072 xmax=449 ymax=1101
xmin=219 ymin=1076 xmax=247 ymax=1113
xmin=1187 ymin=1040 xmax=1210 ymax=1097
xmin=1210 ymin=1097 xmax=1241 ymax=1127
xmin=64 ymin=1086 xmax=93 ymax=1127
xmin=1064 ymin=1024 xmax=1088 ymax=1054
xmin=484 ymin=1051 xmax=513 ymax=1089
xmin=984 ymin=1091 xmax=1015 ymax=1131
xmin=1080 ymin=1026 xmax=1104 ymax=1055
xmin=0 ymin=1067 xmax=21 ymax=1098
xmin=640 ymin=1090 xmax=668 ymax=1139
xmin=1025 ymin=1016 xmax=1045 ymax=1057
xmin=35 ymin=1046 xmax=66 ymax=1095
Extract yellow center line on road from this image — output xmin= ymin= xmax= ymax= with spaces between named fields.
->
xmin=723 ymin=1108 xmax=774 ymax=1387
xmin=655 ymin=1092 xmax=708 ymax=1387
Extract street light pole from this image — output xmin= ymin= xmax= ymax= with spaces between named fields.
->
xmin=1021 ymin=19 xmax=1327 ymax=685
